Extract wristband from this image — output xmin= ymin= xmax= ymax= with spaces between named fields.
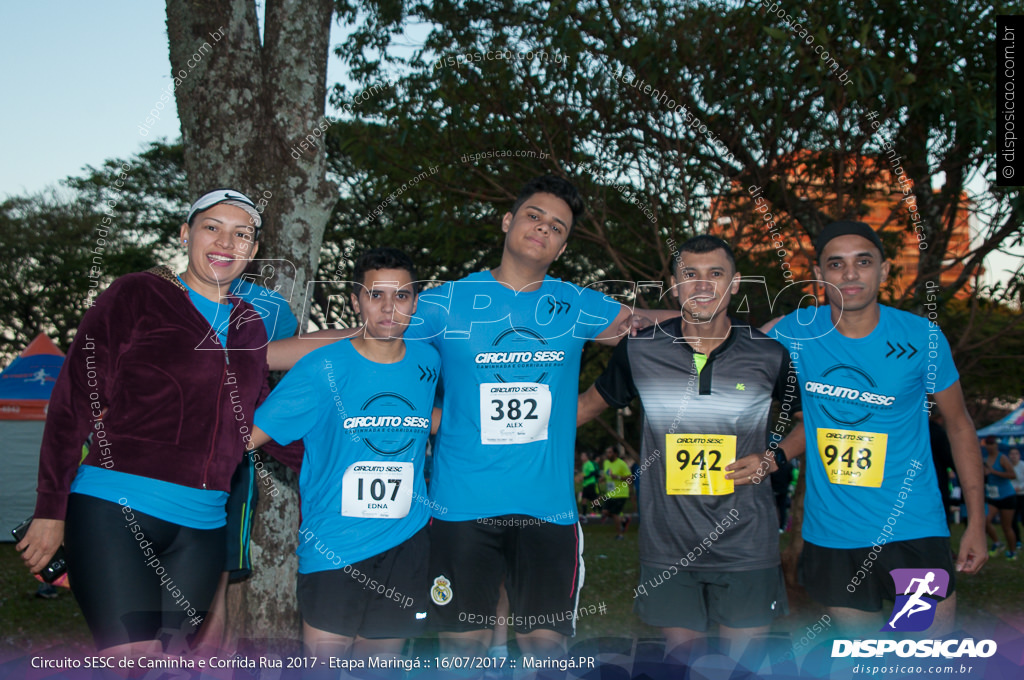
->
xmin=774 ymin=447 xmax=788 ymax=468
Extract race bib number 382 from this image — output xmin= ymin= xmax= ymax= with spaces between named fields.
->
xmin=480 ymin=382 xmax=551 ymax=445
xmin=816 ymin=428 xmax=887 ymax=488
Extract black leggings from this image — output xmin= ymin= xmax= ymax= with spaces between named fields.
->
xmin=65 ymin=493 xmax=226 ymax=650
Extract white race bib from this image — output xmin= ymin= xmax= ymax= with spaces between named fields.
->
xmin=479 ymin=382 xmax=551 ymax=445
xmin=341 ymin=461 xmax=413 ymax=518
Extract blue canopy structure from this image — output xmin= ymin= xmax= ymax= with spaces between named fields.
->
xmin=977 ymin=404 xmax=1024 ymax=447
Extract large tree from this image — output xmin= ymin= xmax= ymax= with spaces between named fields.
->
xmin=328 ymin=0 xmax=1019 ymax=306
xmin=165 ymin=0 xmax=337 ymax=643
xmin=320 ymin=0 xmax=1021 ymax=396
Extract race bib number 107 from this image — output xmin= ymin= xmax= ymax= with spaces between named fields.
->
xmin=479 ymin=382 xmax=551 ymax=445
xmin=341 ymin=461 xmax=413 ymax=518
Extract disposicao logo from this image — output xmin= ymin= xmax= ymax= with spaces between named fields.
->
xmin=883 ymin=568 xmax=949 ymax=632
xmin=832 ymin=567 xmax=997 ymax=660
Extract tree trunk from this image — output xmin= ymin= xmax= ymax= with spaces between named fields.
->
xmin=165 ymin=0 xmax=336 ymax=643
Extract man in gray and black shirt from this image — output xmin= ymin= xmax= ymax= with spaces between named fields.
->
xmin=578 ymin=235 xmax=805 ymax=654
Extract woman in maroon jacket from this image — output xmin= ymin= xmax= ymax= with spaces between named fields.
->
xmin=16 ymin=190 xmax=272 ymax=657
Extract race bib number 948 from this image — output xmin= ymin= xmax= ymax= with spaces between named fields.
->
xmin=816 ymin=428 xmax=886 ymax=488
xmin=480 ymin=382 xmax=551 ymax=445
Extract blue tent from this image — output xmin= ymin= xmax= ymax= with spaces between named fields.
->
xmin=976 ymin=404 xmax=1024 ymax=447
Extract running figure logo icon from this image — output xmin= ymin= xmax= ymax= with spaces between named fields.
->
xmin=882 ymin=568 xmax=950 ymax=632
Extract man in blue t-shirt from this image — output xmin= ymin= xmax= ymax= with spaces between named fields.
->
xmin=764 ymin=221 xmax=986 ymax=635
xmin=247 ymin=248 xmax=440 ymax=660
xmin=406 ymin=176 xmax=681 ymax=658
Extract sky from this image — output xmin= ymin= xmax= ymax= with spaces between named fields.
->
xmin=1 ymin=2 xmax=185 ymax=196
xmin=0 ymin=1 xmax=352 ymax=198
xmin=1 ymin=3 xmax=1019 ymax=288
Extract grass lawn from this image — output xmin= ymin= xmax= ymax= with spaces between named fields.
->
xmin=1 ymin=521 xmax=1020 ymax=658
xmin=576 ymin=519 xmax=1024 ymax=641
xmin=0 ymin=544 xmax=91 ymax=656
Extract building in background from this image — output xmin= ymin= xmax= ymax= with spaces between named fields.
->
xmin=709 ymin=153 xmax=975 ymax=301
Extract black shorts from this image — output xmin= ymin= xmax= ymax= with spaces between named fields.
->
xmin=800 ymin=537 xmax=956 ymax=612
xmin=581 ymin=485 xmax=599 ymax=503
xmin=634 ymin=564 xmax=787 ymax=631
xmin=223 ymin=454 xmax=258 ymax=581
xmin=296 ymin=525 xmax=429 ymax=639
xmin=986 ymin=495 xmax=1017 ymax=512
xmin=65 ymin=494 xmax=225 ymax=649
xmin=428 ymin=516 xmax=584 ymax=636
xmin=603 ymin=498 xmax=627 ymax=516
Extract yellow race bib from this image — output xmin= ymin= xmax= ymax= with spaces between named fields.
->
xmin=665 ymin=434 xmax=736 ymax=495
xmin=816 ymin=428 xmax=886 ymax=488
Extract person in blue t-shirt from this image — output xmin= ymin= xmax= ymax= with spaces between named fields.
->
xmin=408 ymin=176 xmax=679 ymax=659
xmin=230 ymin=275 xmax=300 ymax=341
xmin=19 ymin=189 xmax=269 ymax=656
xmin=246 ymin=248 xmax=439 ymax=661
xmin=761 ymin=221 xmax=987 ymax=636
xmin=981 ymin=436 xmax=1017 ymax=559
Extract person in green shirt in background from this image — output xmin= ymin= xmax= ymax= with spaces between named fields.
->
xmin=601 ymin=446 xmax=633 ymax=539
xmin=576 ymin=450 xmax=600 ymax=516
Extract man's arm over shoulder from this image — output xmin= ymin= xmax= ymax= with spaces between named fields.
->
xmin=760 ymin=316 xmax=784 ymax=334
xmin=595 ymin=304 xmax=679 ymax=346
xmin=578 ymin=386 xmax=611 ymax=427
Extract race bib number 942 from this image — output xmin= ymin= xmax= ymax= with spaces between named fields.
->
xmin=665 ymin=434 xmax=737 ymax=496
xmin=480 ymin=382 xmax=551 ymax=445
xmin=816 ymin=428 xmax=886 ymax=488
xmin=341 ymin=461 xmax=413 ymax=518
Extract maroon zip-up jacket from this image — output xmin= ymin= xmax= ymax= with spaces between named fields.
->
xmin=34 ymin=266 xmax=274 ymax=520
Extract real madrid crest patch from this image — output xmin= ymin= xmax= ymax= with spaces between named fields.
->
xmin=431 ymin=575 xmax=453 ymax=606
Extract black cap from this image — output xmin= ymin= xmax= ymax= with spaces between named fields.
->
xmin=815 ymin=221 xmax=885 ymax=260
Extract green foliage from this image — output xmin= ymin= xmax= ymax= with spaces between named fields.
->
xmin=0 ymin=142 xmax=187 ymax=360
xmin=327 ymin=0 xmax=1017 ymax=300
xmin=321 ymin=0 xmax=1021 ymax=406
xmin=2 ymin=0 xmax=1019 ymax=411
xmin=935 ymin=296 xmax=1024 ymax=411
xmin=65 ymin=140 xmax=191 ymax=251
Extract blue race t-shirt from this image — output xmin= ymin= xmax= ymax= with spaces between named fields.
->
xmin=986 ymin=454 xmax=1016 ymax=500
xmin=179 ymin=276 xmax=231 ymax=345
xmin=406 ymin=271 xmax=621 ymax=523
xmin=230 ymin=278 xmax=299 ymax=340
xmin=254 ymin=339 xmax=439 ymax=573
xmin=772 ymin=304 xmax=959 ymax=548
xmin=71 ymin=466 xmax=228 ymax=529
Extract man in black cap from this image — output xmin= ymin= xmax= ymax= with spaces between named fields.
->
xmin=749 ymin=221 xmax=987 ymax=635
